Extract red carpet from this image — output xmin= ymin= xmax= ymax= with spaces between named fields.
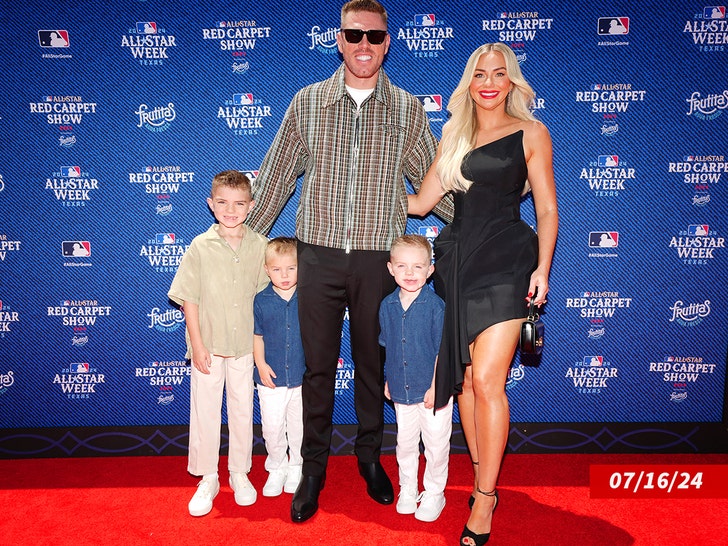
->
xmin=1 ymin=453 xmax=726 ymax=545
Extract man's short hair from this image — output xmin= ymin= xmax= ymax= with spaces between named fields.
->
xmin=341 ymin=0 xmax=388 ymax=27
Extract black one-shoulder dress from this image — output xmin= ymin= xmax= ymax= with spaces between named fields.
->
xmin=433 ymin=130 xmax=538 ymax=409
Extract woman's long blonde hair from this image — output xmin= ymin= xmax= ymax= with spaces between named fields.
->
xmin=437 ymin=43 xmax=537 ymax=192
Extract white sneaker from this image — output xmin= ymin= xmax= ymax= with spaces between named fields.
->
xmin=229 ymin=472 xmax=257 ymax=506
xmin=188 ymin=476 xmax=220 ymax=517
xmin=414 ymin=491 xmax=445 ymax=522
xmin=396 ymin=486 xmax=419 ymax=515
xmin=262 ymin=468 xmax=287 ymax=497
xmin=283 ymin=465 xmax=302 ymax=494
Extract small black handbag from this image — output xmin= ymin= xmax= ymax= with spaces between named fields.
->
xmin=520 ymin=296 xmax=544 ymax=355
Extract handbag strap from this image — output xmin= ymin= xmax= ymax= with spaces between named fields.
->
xmin=527 ymin=295 xmax=539 ymax=321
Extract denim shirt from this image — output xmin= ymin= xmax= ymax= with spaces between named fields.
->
xmin=378 ymin=286 xmax=445 ymax=405
xmin=253 ymin=283 xmax=305 ymax=388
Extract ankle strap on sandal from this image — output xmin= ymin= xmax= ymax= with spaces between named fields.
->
xmin=476 ymin=487 xmax=497 ymax=496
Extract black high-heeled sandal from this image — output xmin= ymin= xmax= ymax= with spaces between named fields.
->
xmin=460 ymin=488 xmax=498 ymax=546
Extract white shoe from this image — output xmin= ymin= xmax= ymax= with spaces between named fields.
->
xmin=229 ymin=472 xmax=257 ymax=506
xmin=414 ymin=491 xmax=445 ymax=522
xmin=188 ymin=476 xmax=220 ymax=516
xmin=283 ymin=465 xmax=302 ymax=494
xmin=262 ymin=468 xmax=288 ymax=497
xmin=396 ymin=486 xmax=419 ymax=515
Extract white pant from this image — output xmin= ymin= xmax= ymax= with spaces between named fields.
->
xmin=188 ymin=354 xmax=254 ymax=476
xmin=257 ymin=384 xmax=303 ymax=471
xmin=394 ymin=397 xmax=453 ymax=495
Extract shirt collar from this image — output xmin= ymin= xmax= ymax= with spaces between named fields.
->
xmin=322 ymin=63 xmax=392 ymax=109
xmin=387 ymin=285 xmax=434 ymax=305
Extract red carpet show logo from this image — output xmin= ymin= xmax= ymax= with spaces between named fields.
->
xmin=135 ymin=360 xmax=190 ymax=405
xmin=201 ymin=20 xmax=272 ymax=74
xmin=565 ymin=291 xmax=633 ymax=340
xmin=29 ymin=96 xmax=97 ymax=126
xmin=576 ymin=83 xmax=647 ymax=136
xmin=482 ymin=11 xmax=554 ymax=42
xmin=0 ymin=233 xmax=21 ymax=263
xmin=129 ymin=165 xmax=195 ymax=215
xmin=667 ymin=154 xmax=726 ymax=207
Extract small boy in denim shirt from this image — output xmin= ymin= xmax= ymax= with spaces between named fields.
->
xmin=253 ymin=237 xmax=305 ymax=497
xmin=378 ymin=234 xmax=452 ymax=522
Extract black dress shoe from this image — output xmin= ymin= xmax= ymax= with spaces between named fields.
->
xmin=291 ymin=474 xmax=325 ymax=523
xmin=358 ymin=461 xmax=394 ymax=504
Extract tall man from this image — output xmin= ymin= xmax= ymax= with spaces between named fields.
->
xmin=245 ymin=0 xmax=452 ymax=523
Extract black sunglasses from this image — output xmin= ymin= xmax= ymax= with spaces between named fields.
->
xmin=341 ymin=28 xmax=388 ymax=45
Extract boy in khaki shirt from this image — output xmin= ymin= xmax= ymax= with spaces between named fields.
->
xmin=169 ymin=170 xmax=268 ymax=516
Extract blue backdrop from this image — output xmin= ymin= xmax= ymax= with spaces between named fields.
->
xmin=0 ymin=1 xmax=726 ymax=441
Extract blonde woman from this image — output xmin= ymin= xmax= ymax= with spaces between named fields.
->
xmin=408 ymin=43 xmax=558 ymax=546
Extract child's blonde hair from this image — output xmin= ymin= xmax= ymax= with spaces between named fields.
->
xmin=265 ymin=236 xmax=297 ymax=263
xmin=210 ymin=170 xmax=252 ymax=198
xmin=390 ymin=234 xmax=432 ymax=260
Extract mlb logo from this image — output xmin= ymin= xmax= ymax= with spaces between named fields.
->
xmin=62 ymin=241 xmax=91 ymax=257
xmin=418 ymin=226 xmax=439 ymax=238
xmin=588 ymin=231 xmax=619 ymax=248
xmin=597 ymin=17 xmax=629 ymax=35
xmin=233 ymin=93 xmax=254 ymax=105
xmin=145 ymin=166 xmax=153 ymax=172
xmin=137 ymin=22 xmax=157 ymax=34
xmin=416 ymin=95 xmax=442 ymax=112
xmin=582 ymin=292 xmax=591 ymax=297
xmin=240 ymin=170 xmax=259 ymax=183
xmin=592 ymin=84 xmax=602 ymax=91
xmin=156 ymin=233 xmax=175 ymax=244
xmin=414 ymin=14 xmax=436 ymax=26
xmin=337 ymin=358 xmax=345 ymax=369
xmin=61 ymin=166 xmax=81 ymax=177
xmin=584 ymin=356 xmax=604 ymax=367
xmin=704 ymin=6 xmax=726 ymax=19
xmin=0 ymin=300 xmax=3 ymax=310
xmin=666 ymin=356 xmax=675 ymax=362
xmin=218 ymin=21 xmax=228 ymax=28
xmin=38 ymin=30 xmax=70 ymax=48
xmin=72 ymin=363 xmax=90 ymax=373
xmin=687 ymin=224 xmax=709 ymax=236
xmin=597 ymin=155 xmax=619 ymax=167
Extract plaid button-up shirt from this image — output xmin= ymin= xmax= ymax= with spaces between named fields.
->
xmin=246 ymin=64 xmax=453 ymax=251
